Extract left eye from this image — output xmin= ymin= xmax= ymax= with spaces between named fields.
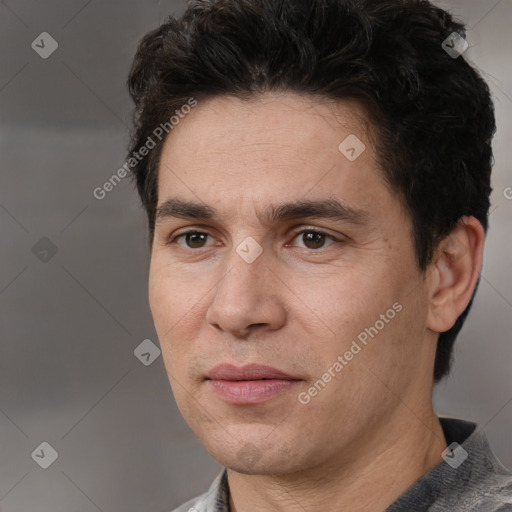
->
xmin=290 ymin=230 xmax=338 ymax=250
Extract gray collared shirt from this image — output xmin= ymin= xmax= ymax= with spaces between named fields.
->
xmin=171 ymin=417 xmax=512 ymax=511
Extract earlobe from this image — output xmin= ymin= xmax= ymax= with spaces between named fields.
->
xmin=426 ymin=216 xmax=485 ymax=334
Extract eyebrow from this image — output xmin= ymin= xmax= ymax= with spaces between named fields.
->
xmin=155 ymin=197 xmax=369 ymax=227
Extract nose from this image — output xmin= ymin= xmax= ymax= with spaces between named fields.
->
xmin=205 ymin=244 xmax=286 ymax=338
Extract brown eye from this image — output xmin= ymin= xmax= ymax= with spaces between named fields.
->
xmin=291 ymin=230 xmax=338 ymax=250
xmin=174 ymin=231 xmax=211 ymax=249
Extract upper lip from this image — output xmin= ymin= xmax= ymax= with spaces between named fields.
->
xmin=206 ymin=363 xmax=300 ymax=381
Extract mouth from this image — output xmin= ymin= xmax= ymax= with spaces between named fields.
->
xmin=205 ymin=363 xmax=303 ymax=404
xmin=206 ymin=363 xmax=299 ymax=381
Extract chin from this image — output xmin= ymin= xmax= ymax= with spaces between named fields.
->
xmin=199 ymin=430 xmax=307 ymax=476
xmin=219 ymin=452 xmax=298 ymax=476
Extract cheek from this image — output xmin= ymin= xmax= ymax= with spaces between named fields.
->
xmin=291 ymin=267 xmax=395 ymax=333
xmin=148 ymin=268 xmax=173 ymax=330
xmin=288 ymin=261 xmax=415 ymax=381
xmin=148 ymin=260 xmax=209 ymax=370
xmin=149 ymin=259 xmax=196 ymax=326
xmin=149 ymin=264 xmax=187 ymax=360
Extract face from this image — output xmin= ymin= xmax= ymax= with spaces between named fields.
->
xmin=149 ymin=93 xmax=436 ymax=475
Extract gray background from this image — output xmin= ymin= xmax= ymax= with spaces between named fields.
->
xmin=0 ymin=1 xmax=511 ymax=511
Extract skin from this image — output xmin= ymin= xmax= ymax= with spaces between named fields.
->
xmin=148 ymin=93 xmax=485 ymax=512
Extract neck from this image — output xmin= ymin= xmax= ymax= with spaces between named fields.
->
xmin=227 ymin=409 xmax=447 ymax=512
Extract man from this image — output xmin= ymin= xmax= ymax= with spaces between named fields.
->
xmin=127 ymin=0 xmax=512 ymax=510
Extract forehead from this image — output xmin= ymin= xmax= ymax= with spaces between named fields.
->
xmin=160 ymin=93 xmax=372 ymax=160
xmin=156 ymin=93 xmax=390 ymax=221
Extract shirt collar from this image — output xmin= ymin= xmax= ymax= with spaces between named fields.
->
xmin=385 ymin=416 xmax=510 ymax=511
xmin=194 ymin=467 xmax=229 ymax=512
xmin=198 ymin=417 xmax=507 ymax=512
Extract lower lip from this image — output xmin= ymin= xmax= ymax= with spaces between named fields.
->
xmin=206 ymin=379 xmax=301 ymax=404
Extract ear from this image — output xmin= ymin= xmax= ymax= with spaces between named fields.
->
xmin=426 ymin=216 xmax=485 ymax=334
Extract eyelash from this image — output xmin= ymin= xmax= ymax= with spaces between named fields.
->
xmin=167 ymin=228 xmax=341 ymax=251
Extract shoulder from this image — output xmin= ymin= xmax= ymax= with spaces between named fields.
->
xmin=466 ymin=475 xmax=512 ymax=511
xmin=450 ymin=447 xmax=512 ymax=512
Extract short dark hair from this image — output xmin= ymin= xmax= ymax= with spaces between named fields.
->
xmin=127 ymin=0 xmax=496 ymax=383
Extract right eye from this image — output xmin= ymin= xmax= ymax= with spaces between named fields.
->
xmin=169 ymin=230 xmax=214 ymax=250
